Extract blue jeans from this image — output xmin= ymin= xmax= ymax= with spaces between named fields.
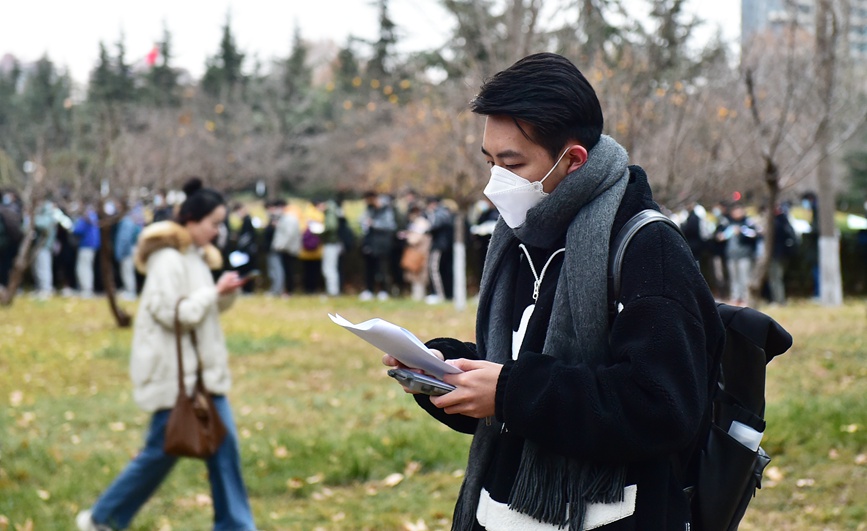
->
xmin=91 ymin=396 xmax=256 ymax=530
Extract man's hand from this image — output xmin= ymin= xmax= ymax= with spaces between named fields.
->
xmin=431 ymin=359 xmax=503 ymax=418
xmin=382 ymin=349 xmax=444 ymax=394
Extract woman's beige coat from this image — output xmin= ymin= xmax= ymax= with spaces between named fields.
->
xmin=130 ymin=221 xmax=236 ymax=412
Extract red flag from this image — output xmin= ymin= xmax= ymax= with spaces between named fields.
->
xmin=145 ymin=45 xmax=159 ymax=67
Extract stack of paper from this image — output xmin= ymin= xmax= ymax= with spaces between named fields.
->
xmin=328 ymin=313 xmax=462 ymax=379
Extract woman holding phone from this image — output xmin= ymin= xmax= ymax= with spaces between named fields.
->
xmin=77 ymin=178 xmax=257 ymax=531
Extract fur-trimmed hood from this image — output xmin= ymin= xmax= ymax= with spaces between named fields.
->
xmin=134 ymin=221 xmax=223 ymax=273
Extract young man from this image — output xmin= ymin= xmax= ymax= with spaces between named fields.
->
xmin=383 ymin=53 xmax=724 ymax=530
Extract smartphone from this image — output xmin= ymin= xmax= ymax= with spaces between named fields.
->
xmin=387 ymin=368 xmax=456 ymax=396
xmin=240 ymin=269 xmax=260 ymax=281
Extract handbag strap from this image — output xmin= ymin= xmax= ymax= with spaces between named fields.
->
xmin=174 ymin=298 xmax=206 ymax=396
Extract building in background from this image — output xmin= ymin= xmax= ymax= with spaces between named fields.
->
xmin=742 ymin=0 xmax=867 ymax=59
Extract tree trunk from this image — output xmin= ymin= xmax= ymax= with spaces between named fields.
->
xmin=0 ymin=170 xmax=36 ymax=306
xmin=749 ymin=159 xmax=780 ymax=304
xmin=99 ymin=202 xmax=132 ymax=327
xmin=815 ymin=0 xmax=844 ymax=306
xmin=453 ymin=211 xmax=467 ymax=312
xmin=0 ymin=224 xmax=34 ymax=306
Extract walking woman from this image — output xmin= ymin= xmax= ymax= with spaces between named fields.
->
xmin=77 ymin=178 xmax=257 ymax=531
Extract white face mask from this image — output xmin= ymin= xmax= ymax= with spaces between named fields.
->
xmin=483 ymin=148 xmax=570 ymax=228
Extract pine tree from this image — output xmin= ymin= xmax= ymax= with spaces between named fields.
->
xmin=145 ymin=26 xmax=180 ymax=106
xmin=366 ymin=0 xmax=397 ymax=83
xmin=334 ymin=41 xmax=361 ymax=95
xmin=202 ymin=15 xmax=245 ymax=98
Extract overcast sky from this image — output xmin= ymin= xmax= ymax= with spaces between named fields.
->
xmin=0 ymin=0 xmax=740 ymax=85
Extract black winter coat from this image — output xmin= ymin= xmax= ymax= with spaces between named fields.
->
xmin=416 ymin=167 xmax=724 ymax=530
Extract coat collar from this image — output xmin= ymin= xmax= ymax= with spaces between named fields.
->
xmin=134 ymin=221 xmax=223 ymax=273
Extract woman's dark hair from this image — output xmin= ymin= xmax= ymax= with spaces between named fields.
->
xmin=176 ymin=177 xmax=225 ymax=224
xmin=469 ymin=52 xmax=604 ymax=158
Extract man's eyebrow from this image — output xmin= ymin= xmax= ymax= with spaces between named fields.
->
xmin=480 ymin=146 xmax=523 ymax=159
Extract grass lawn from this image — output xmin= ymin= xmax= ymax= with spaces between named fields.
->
xmin=1 ymin=296 xmax=866 ymax=530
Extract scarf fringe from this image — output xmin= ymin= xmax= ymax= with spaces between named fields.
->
xmin=508 ymin=442 xmax=626 ymax=531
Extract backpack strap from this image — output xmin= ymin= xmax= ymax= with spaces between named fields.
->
xmin=609 ymin=209 xmax=682 ymax=317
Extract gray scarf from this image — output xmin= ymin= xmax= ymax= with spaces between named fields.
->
xmin=453 ymin=135 xmax=630 ymax=531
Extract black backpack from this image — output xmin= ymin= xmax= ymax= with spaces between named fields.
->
xmin=611 ymin=209 xmax=793 ymax=531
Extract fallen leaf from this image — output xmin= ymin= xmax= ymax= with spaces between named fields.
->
xmin=383 ymin=473 xmax=404 ymax=487
xmin=9 ymin=391 xmax=23 ymax=407
xmin=796 ymin=478 xmax=815 ymax=488
xmin=404 ymin=461 xmax=422 ymax=476
xmin=842 ymin=424 xmax=860 ymax=433
xmin=331 ymin=512 xmax=346 ymax=522
xmin=856 ymin=454 xmax=867 ymax=465
xmin=109 ymin=422 xmax=126 ymax=432
xmin=273 ymin=446 xmax=289 ymax=458
xmin=765 ymin=466 xmax=784 ymax=482
xmin=287 ymin=478 xmax=304 ymax=490
xmin=194 ymin=493 xmax=212 ymax=507
xmin=403 ymin=519 xmax=429 ymax=531
xmin=306 ymin=473 xmax=324 ymax=484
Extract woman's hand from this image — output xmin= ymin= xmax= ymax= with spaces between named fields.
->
xmin=215 ymin=271 xmax=245 ymax=295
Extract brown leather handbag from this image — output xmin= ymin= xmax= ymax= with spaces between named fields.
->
xmin=163 ymin=298 xmax=228 ymax=459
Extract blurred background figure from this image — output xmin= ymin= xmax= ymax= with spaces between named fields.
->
xmin=270 ymin=199 xmax=301 ymax=296
xmin=115 ymin=204 xmax=144 ymax=300
xmin=469 ymin=198 xmax=499 ymax=279
xmin=231 ymin=203 xmax=258 ymax=294
xmin=424 ymin=196 xmax=454 ymax=304
xmin=768 ymin=202 xmax=799 ymax=305
xmin=359 ymin=191 xmax=396 ymax=301
xmin=400 ymin=203 xmax=432 ymax=301
xmin=33 ymin=199 xmax=72 ymax=299
xmin=316 ymin=196 xmax=343 ymax=296
xmin=72 ymin=203 xmax=101 ymax=298
xmin=718 ymin=203 xmax=758 ymax=305
xmin=299 ymin=200 xmax=325 ymax=294
xmin=0 ymin=190 xmax=23 ymax=288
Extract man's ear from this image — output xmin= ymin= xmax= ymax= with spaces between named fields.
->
xmin=565 ymin=144 xmax=589 ymax=173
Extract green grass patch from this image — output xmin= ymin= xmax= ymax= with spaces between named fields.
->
xmin=1 ymin=297 xmax=865 ymax=529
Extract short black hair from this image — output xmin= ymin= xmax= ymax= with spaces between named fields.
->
xmin=470 ymin=53 xmax=603 ymax=158
xmin=176 ymin=177 xmax=225 ymax=224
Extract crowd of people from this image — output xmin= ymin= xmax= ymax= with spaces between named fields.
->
xmin=0 ymin=186 xmax=504 ymax=304
xmin=674 ymin=198 xmax=805 ymax=306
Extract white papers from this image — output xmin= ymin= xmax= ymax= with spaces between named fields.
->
xmin=328 ymin=313 xmax=462 ymax=379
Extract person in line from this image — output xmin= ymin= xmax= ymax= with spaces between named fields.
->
xmin=359 ymin=191 xmax=397 ymax=301
xmin=115 ymin=205 xmax=144 ymax=300
xmin=72 ymin=205 xmax=102 ymax=299
xmin=399 ymin=204 xmax=432 ymax=301
xmin=768 ymin=202 xmax=798 ymax=305
xmin=298 ymin=200 xmax=325 ymax=294
xmin=317 ymin=197 xmax=344 ymax=296
xmin=383 ymin=53 xmax=724 ymax=530
xmin=718 ymin=203 xmax=758 ymax=306
xmin=270 ymin=199 xmax=301 ymax=296
xmin=231 ymin=203 xmax=258 ymax=294
xmin=425 ymin=196 xmax=454 ymax=304
xmin=77 ymin=178 xmax=256 ymax=531
xmin=32 ymin=199 xmax=72 ymax=299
